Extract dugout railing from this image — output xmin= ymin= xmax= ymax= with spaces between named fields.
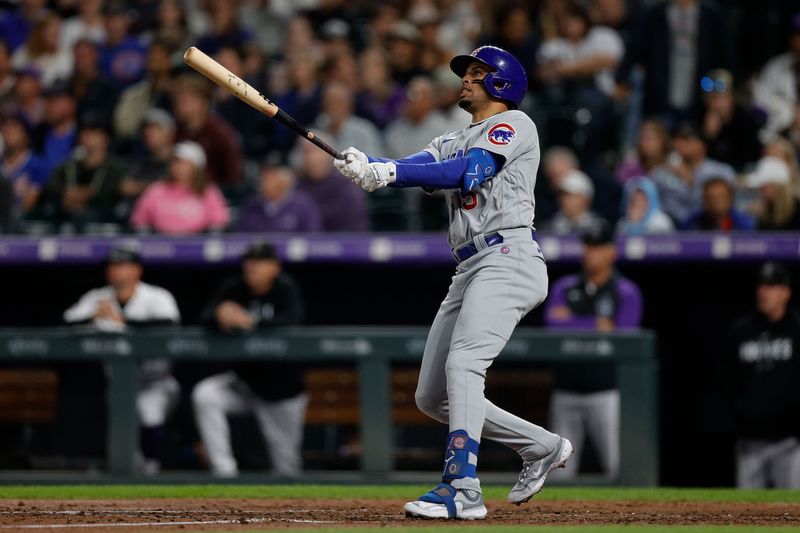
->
xmin=0 ymin=327 xmax=658 ymax=486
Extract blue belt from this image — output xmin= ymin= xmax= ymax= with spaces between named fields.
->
xmin=453 ymin=229 xmax=537 ymax=263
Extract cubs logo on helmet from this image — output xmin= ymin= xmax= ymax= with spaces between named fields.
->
xmin=487 ymin=123 xmax=516 ymax=145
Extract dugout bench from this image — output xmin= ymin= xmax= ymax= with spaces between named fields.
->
xmin=0 ymin=327 xmax=658 ymax=485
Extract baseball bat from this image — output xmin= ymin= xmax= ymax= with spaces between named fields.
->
xmin=183 ymin=46 xmax=344 ymax=160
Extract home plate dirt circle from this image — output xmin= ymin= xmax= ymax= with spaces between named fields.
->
xmin=0 ymin=498 xmax=798 ymax=530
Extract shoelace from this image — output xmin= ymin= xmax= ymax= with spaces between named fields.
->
xmin=518 ymin=462 xmax=533 ymax=483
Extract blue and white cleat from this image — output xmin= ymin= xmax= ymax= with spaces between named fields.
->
xmin=508 ymin=437 xmax=573 ymax=505
xmin=404 ymin=483 xmax=487 ymax=520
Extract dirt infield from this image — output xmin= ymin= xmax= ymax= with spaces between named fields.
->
xmin=1 ymin=498 xmax=799 ymax=530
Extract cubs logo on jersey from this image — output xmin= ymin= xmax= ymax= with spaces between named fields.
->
xmin=486 ymin=123 xmax=516 ymax=145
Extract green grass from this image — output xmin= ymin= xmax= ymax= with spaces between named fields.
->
xmin=0 ymin=485 xmax=798 ymax=502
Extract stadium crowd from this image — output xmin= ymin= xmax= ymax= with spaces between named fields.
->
xmin=1 ymin=0 xmax=800 ymax=235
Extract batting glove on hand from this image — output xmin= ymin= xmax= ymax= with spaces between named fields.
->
xmin=334 ymin=147 xmax=368 ymax=180
xmin=357 ymin=161 xmax=397 ymax=192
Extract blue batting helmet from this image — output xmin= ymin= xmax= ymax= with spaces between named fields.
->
xmin=449 ymin=46 xmax=527 ymax=109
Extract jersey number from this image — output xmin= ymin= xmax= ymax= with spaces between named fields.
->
xmin=460 ymin=192 xmax=478 ymax=210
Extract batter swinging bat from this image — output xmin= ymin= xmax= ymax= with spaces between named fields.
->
xmin=183 ymin=46 xmax=344 ymax=160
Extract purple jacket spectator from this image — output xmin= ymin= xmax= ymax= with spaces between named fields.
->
xmin=297 ymin=170 xmax=369 ymax=232
xmin=237 ymin=191 xmax=322 ymax=233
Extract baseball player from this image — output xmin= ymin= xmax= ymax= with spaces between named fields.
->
xmin=335 ymin=46 xmax=572 ymax=520
xmin=64 ymin=244 xmax=181 ymax=476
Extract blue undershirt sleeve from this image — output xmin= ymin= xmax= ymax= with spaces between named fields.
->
xmin=380 ymin=149 xmax=499 ymax=192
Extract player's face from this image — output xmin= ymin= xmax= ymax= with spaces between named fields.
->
xmin=106 ymin=262 xmax=142 ymax=288
xmin=582 ymin=243 xmax=616 ymax=275
xmin=756 ymin=283 xmax=791 ymax=318
xmin=458 ymin=62 xmax=491 ymax=112
xmin=243 ymin=258 xmax=281 ymax=295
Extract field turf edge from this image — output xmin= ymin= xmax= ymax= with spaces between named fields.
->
xmin=0 ymin=485 xmax=798 ymax=502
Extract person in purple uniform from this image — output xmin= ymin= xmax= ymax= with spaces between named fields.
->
xmin=545 ymin=221 xmax=642 ymax=480
xmin=237 ymin=165 xmax=322 ymax=233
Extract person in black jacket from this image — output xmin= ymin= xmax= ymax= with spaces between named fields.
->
xmin=192 ymin=241 xmax=307 ymax=478
xmin=615 ymin=0 xmax=735 ymax=127
xmin=725 ymin=262 xmax=800 ymax=488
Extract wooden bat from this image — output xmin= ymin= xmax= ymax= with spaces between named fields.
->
xmin=183 ymin=46 xmax=344 ymax=160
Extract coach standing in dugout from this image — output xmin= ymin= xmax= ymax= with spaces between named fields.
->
xmin=723 ymin=262 xmax=800 ymax=488
xmin=63 ymin=244 xmax=181 ymax=476
xmin=544 ymin=222 xmax=643 ymax=479
xmin=192 ymin=242 xmax=307 ymax=478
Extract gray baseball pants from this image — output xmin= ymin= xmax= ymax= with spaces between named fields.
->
xmin=737 ymin=437 xmax=800 ymax=488
xmin=415 ymin=228 xmax=560 ymax=465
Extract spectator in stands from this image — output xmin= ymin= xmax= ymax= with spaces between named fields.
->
xmin=237 ymin=0 xmax=287 ymax=57
xmin=616 ymin=0 xmax=735 ymax=126
xmin=388 ymin=22 xmax=425 ymax=85
xmin=38 ymin=81 xmax=78 ymax=179
xmin=69 ymin=39 xmax=119 ymax=124
xmin=616 ymin=118 xmax=674 ymax=184
xmin=747 ymin=156 xmax=800 ymax=231
xmin=11 ymin=14 xmax=73 ymax=89
xmin=196 ymin=1 xmax=254 ymax=56
xmin=763 ymin=137 xmax=800 ymax=199
xmin=0 ymin=113 xmax=46 ymax=214
xmin=537 ymin=3 xmax=624 ymax=99
xmin=616 ymin=177 xmax=675 ymax=235
xmin=63 ymin=243 xmax=181 ymax=476
xmin=322 ymin=50 xmax=359 ymax=92
xmin=478 ymin=4 xmax=538 ymax=86
xmin=60 ymin=0 xmax=106 ymax=50
xmin=537 ymin=145 xmax=581 ymax=222
xmin=296 ymin=132 xmax=368 ymax=232
xmin=315 ymin=81 xmax=383 ymax=159
xmin=662 ymin=122 xmax=735 ymax=223
xmin=536 ymin=2 xmax=623 ymax=166
xmin=753 ymin=14 xmax=800 ymax=142
xmin=118 ymin=108 xmax=176 ymax=217
xmin=681 ymin=177 xmax=756 ymax=231
xmin=145 ymin=0 xmax=189 ymax=56
xmin=722 ymin=262 xmax=800 ymax=488
xmin=0 ymin=0 xmax=48 ymax=52
xmin=131 ymin=141 xmax=229 ymax=235
xmin=271 ymin=52 xmax=323 ymax=155
xmin=9 ymin=68 xmax=45 ymax=128
xmin=172 ymin=74 xmax=242 ymax=186
xmin=213 ymin=46 xmax=269 ymax=158
xmin=100 ymin=3 xmax=147 ymax=88
xmin=699 ymin=69 xmax=761 ymax=171
xmin=540 ymin=170 xmax=606 ymax=236
xmin=38 ymin=119 xmax=126 ymax=227
xmin=410 ymin=5 xmax=445 ymax=73
xmin=385 ymin=76 xmax=448 ymax=159
xmin=237 ymin=165 xmax=322 ymax=233
xmin=113 ymin=39 xmax=175 ymax=143
xmin=193 ymin=241 xmax=307 ymax=478
xmin=546 ymin=222 xmax=642 ymax=479
xmin=0 ymin=175 xmax=12 ymax=233
xmin=590 ymin=0 xmax=641 ymax=55
xmin=0 ymin=41 xmax=15 ymax=112
xmin=355 ymin=47 xmax=405 ymax=130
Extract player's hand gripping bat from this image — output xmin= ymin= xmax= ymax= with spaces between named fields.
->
xmin=183 ymin=46 xmax=344 ymax=160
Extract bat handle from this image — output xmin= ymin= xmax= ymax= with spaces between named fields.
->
xmin=274 ymin=109 xmax=345 ymax=160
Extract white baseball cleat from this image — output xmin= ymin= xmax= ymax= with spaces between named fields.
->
xmin=404 ymin=483 xmax=487 ymax=520
xmin=507 ymin=437 xmax=573 ymax=505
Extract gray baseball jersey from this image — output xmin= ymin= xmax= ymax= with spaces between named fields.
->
xmin=423 ymin=110 xmax=540 ymax=248
xmin=413 ymin=109 xmax=559 ymax=492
